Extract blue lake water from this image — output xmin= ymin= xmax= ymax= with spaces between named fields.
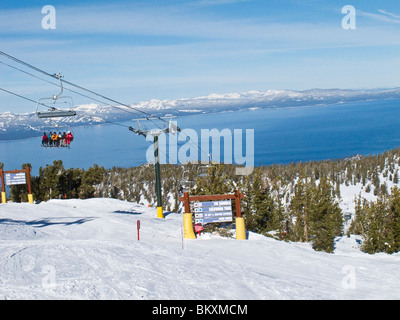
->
xmin=1 ymin=98 xmax=400 ymax=175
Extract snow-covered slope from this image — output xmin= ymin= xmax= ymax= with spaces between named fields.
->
xmin=0 ymin=198 xmax=399 ymax=300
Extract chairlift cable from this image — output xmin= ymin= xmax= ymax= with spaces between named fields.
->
xmin=0 ymin=51 xmax=209 ymax=162
xmin=0 ymin=52 xmax=167 ymax=131
xmin=0 ymin=51 xmax=55 ymax=79
xmin=0 ymin=51 xmax=168 ymax=124
xmin=0 ymin=87 xmax=171 ymax=159
xmin=0 ymin=59 xmax=151 ymax=119
xmin=0 ymin=87 xmax=55 ymax=110
xmin=0 ymin=86 xmax=131 ymax=129
xmin=1 ymin=86 xmax=207 ymax=168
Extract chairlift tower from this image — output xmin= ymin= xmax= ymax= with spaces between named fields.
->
xmin=129 ymin=116 xmax=180 ymax=219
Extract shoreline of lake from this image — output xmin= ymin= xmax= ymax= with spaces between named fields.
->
xmin=0 ymin=98 xmax=400 ymax=175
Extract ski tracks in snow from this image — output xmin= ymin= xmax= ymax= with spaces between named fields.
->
xmin=1 ymin=199 xmax=400 ymax=299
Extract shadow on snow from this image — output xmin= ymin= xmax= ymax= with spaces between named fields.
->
xmin=0 ymin=217 xmax=96 ymax=228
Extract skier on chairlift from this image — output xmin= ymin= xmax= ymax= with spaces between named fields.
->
xmin=65 ymin=131 xmax=74 ymax=147
xmin=51 ymin=132 xmax=58 ymax=147
xmin=42 ymin=132 xmax=48 ymax=147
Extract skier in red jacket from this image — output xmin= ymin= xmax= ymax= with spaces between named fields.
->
xmin=42 ymin=132 xmax=48 ymax=147
xmin=65 ymin=131 xmax=74 ymax=147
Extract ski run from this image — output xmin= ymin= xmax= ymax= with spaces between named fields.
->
xmin=0 ymin=197 xmax=399 ymax=300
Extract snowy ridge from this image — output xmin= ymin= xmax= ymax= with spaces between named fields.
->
xmin=1 ymin=87 xmax=400 ymax=140
xmin=130 ymin=87 xmax=400 ymax=113
xmin=0 ymin=198 xmax=399 ymax=300
xmin=0 ymin=111 xmax=106 ymax=140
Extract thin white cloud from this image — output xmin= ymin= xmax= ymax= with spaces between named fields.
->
xmin=1 ymin=4 xmax=399 ymax=51
xmin=1 ymin=2 xmax=400 ymax=109
xmin=378 ymin=9 xmax=400 ymax=20
xmin=358 ymin=9 xmax=400 ymax=24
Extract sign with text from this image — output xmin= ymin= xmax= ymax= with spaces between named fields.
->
xmin=194 ymin=200 xmax=233 ymax=224
xmin=5 ymin=172 xmax=27 ymax=186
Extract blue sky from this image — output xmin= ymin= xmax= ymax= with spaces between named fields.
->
xmin=1 ymin=0 xmax=400 ymax=113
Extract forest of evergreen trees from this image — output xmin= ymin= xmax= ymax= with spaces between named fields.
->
xmin=3 ymin=146 xmax=400 ymax=254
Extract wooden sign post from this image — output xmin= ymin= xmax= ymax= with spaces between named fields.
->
xmin=0 ymin=167 xmax=33 ymax=204
xmin=179 ymin=190 xmax=246 ymax=240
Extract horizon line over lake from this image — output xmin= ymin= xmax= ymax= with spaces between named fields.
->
xmin=1 ymin=98 xmax=400 ymax=175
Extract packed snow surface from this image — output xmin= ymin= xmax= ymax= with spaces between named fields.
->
xmin=0 ymin=198 xmax=399 ymax=300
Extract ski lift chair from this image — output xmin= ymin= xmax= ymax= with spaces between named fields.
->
xmin=36 ymin=73 xmax=76 ymax=119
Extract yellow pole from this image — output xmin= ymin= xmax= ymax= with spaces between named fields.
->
xmin=0 ymin=169 xmax=5 ymax=204
xmin=26 ymin=167 xmax=33 ymax=204
xmin=235 ymin=217 xmax=246 ymax=240
xmin=1 ymin=192 xmax=6 ymax=204
xmin=157 ymin=206 xmax=164 ymax=219
xmin=183 ymin=213 xmax=196 ymax=239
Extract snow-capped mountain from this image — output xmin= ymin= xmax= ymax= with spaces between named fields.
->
xmin=128 ymin=87 xmax=400 ymax=114
xmin=1 ymin=87 xmax=399 ymax=140
xmin=0 ymin=110 xmax=106 ymax=140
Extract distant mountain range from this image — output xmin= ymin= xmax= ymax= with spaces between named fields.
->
xmin=1 ymin=87 xmax=399 ymax=140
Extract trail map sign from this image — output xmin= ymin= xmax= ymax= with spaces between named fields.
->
xmin=194 ymin=200 xmax=233 ymax=224
xmin=5 ymin=172 xmax=27 ymax=186
xmin=179 ymin=190 xmax=247 ymax=240
xmin=0 ymin=167 xmax=34 ymax=204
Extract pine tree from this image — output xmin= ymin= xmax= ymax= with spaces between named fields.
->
xmin=349 ymin=194 xmax=368 ymax=238
xmin=194 ymin=164 xmax=232 ymax=195
xmin=388 ymin=187 xmax=400 ymax=253
xmin=351 ymin=188 xmax=400 ymax=254
xmin=40 ymin=160 xmax=65 ymax=200
xmin=245 ymin=168 xmax=278 ymax=235
xmin=58 ymin=168 xmax=82 ymax=199
xmin=361 ymin=197 xmax=388 ymax=253
xmin=309 ymin=178 xmax=343 ymax=253
xmin=394 ymin=169 xmax=399 ymax=184
xmin=78 ymin=164 xmax=106 ymax=198
xmin=288 ymin=177 xmax=313 ymax=242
